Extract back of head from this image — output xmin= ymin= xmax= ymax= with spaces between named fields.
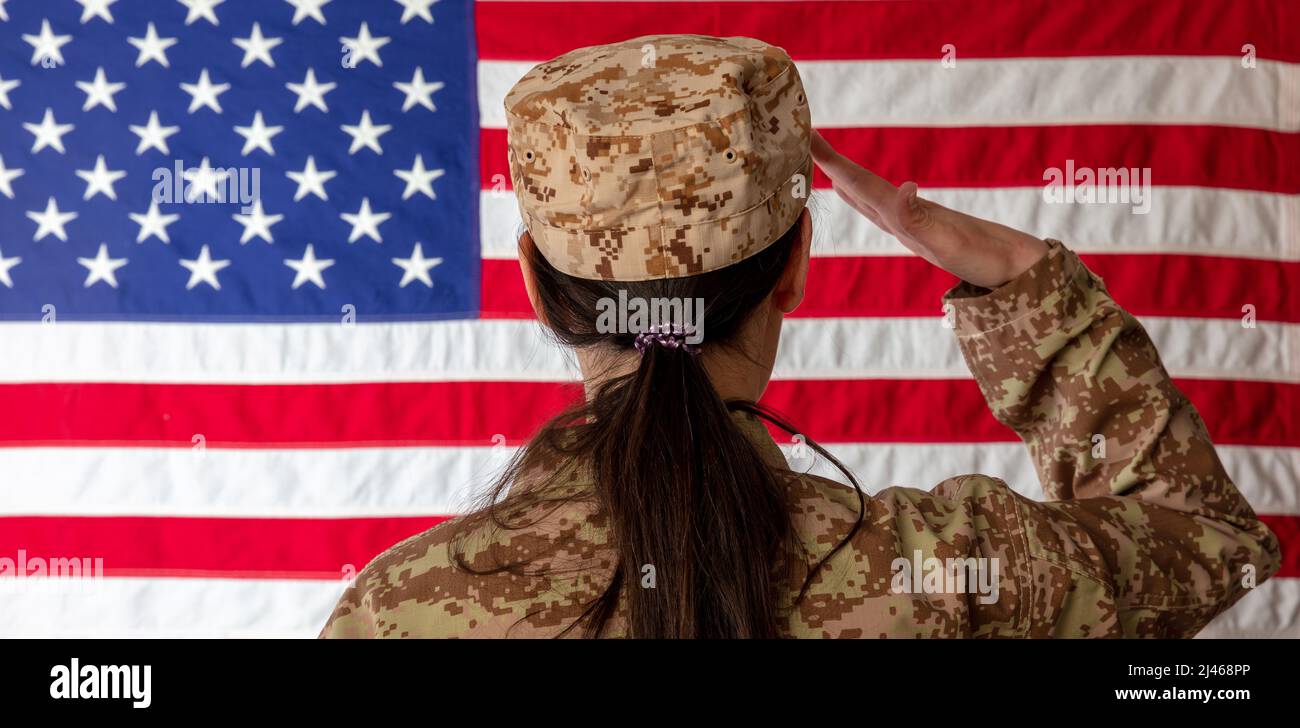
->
xmin=453 ymin=35 xmax=854 ymax=638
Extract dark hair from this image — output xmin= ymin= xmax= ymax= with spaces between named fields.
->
xmin=450 ymin=219 xmax=864 ymax=638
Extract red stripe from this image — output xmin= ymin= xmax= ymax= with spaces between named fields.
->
xmin=480 ymin=258 xmax=533 ymax=319
xmin=481 ymin=126 xmax=1300 ymax=194
xmin=481 ymin=256 xmax=1300 ymax=323
xmin=763 ymin=379 xmax=1300 ymax=447
xmin=0 ymin=515 xmax=446 ymax=580
xmin=1261 ymin=515 xmax=1300 ymax=579
xmin=476 ymin=1 xmax=1300 ymax=62
xmin=1 ymin=512 xmax=1295 ymax=579
xmin=0 ymin=379 xmax=1293 ymax=448
xmin=0 ymin=381 xmax=580 ymax=448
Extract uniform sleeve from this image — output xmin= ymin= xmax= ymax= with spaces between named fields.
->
xmin=318 ymin=579 xmax=379 ymax=638
xmin=943 ymin=239 xmax=1281 ymax=637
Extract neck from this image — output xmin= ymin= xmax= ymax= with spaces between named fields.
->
xmin=575 ymin=344 xmax=771 ymax=403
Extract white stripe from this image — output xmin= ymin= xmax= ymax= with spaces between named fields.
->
xmin=0 ymin=319 xmax=577 ymax=383
xmin=0 ymin=442 xmax=1293 ymax=519
xmin=782 ymin=316 xmax=1298 ymax=382
xmin=783 ymin=442 xmax=1300 ymax=516
xmin=480 ymin=188 xmax=1300 ymax=262
xmin=0 ymin=555 xmax=1291 ymax=638
xmin=0 ymin=576 xmax=341 ymax=638
xmin=1199 ymin=578 xmax=1300 ymax=638
xmin=480 ymin=57 xmax=1300 ymax=131
xmin=0 ymin=315 xmax=1294 ymax=383
xmin=0 ymin=446 xmax=500 ymax=518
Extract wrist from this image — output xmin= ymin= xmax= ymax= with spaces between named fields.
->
xmin=996 ymin=234 xmax=1050 ymax=287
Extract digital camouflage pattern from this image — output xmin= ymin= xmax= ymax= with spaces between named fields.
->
xmin=505 ymin=35 xmax=813 ymax=281
xmin=321 ymin=241 xmax=1281 ymax=638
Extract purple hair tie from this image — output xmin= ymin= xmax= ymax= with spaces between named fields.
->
xmin=634 ymin=323 xmax=701 ymax=356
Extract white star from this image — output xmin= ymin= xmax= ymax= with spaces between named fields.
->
xmin=232 ymin=199 xmax=283 ymax=244
xmin=26 ymin=197 xmax=77 ymax=242
xmin=0 ymin=155 xmax=24 ymax=199
xmin=286 ymin=156 xmax=336 ymax=201
xmin=233 ymin=22 xmax=282 ymax=68
xmin=340 ymin=198 xmax=391 ymax=243
xmin=78 ymin=243 xmax=128 ymax=288
xmin=128 ymin=22 xmax=177 ymax=67
xmin=394 ymin=67 xmax=444 ymax=112
xmin=284 ymin=244 xmax=334 ymax=289
xmin=394 ymin=154 xmax=445 ymax=200
xmin=23 ymin=19 xmax=72 ymax=67
xmin=129 ymin=111 xmax=181 ymax=155
xmin=180 ymin=69 xmax=230 ymax=113
xmin=75 ymin=0 xmax=117 ymax=23
xmin=23 ymin=108 xmax=74 ymax=154
xmin=394 ymin=0 xmax=437 ymax=24
xmin=183 ymin=157 xmax=230 ymax=202
xmin=340 ymin=110 xmax=391 ymax=155
xmin=179 ymin=244 xmax=231 ymax=290
xmin=75 ymin=154 xmax=126 ymax=200
xmin=75 ymin=67 xmax=126 ymax=112
xmin=0 ymin=72 xmax=19 ymax=110
xmin=0 ymin=248 xmax=20 ymax=289
xmin=129 ymin=200 xmax=181 ymax=243
xmin=0 ymin=0 xmax=8 ymax=22
xmin=391 ymin=242 xmax=442 ymax=288
xmin=233 ymin=111 xmax=283 ymax=156
xmin=340 ymin=22 xmax=390 ymax=67
xmin=178 ymin=0 xmax=224 ymax=26
xmin=286 ymin=0 xmax=331 ymax=25
xmin=286 ymin=68 xmax=335 ymax=113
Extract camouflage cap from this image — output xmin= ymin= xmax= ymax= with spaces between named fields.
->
xmin=505 ymin=34 xmax=813 ymax=281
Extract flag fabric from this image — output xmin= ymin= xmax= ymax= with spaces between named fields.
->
xmin=0 ymin=0 xmax=1295 ymax=637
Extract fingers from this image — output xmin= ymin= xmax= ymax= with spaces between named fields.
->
xmin=832 ymin=186 xmax=890 ymax=232
xmin=810 ymin=130 xmax=899 ymax=209
xmin=892 ymin=181 xmax=921 ymax=232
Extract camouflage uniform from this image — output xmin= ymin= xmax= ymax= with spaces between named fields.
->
xmin=321 ymin=240 xmax=1281 ymax=637
xmin=320 ymin=35 xmax=1279 ymax=637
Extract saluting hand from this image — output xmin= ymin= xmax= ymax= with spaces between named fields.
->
xmin=810 ymin=131 xmax=1048 ymax=289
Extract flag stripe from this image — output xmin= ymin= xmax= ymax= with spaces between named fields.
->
xmin=479 ymin=255 xmax=1300 ymax=322
xmin=480 ymin=188 xmax=1300 ymax=262
xmin=479 ymin=57 xmax=1300 ymax=131
xmin=0 ymin=378 xmax=1293 ymax=447
xmin=3 ymin=316 xmax=1294 ymax=383
xmin=481 ymin=125 xmax=1300 ymax=194
xmin=1197 ymin=578 xmax=1300 ymax=638
xmin=2 ymin=442 xmax=1296 ymax=518
xmin=1 ymin=512 xmax=1294 ymax=579
xmin=3 ymin=573 xmax=1295 ymax=638
xmin=0 ymin=577 xmax=346 ymax=638
xmin=475 ymin=1 xmax=1300 ymax=62
xmin=0 ymin=515 xmax=447 ymax=580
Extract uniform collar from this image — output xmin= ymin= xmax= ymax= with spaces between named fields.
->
xmin=730 ymin=408 xmax=790 ymax=470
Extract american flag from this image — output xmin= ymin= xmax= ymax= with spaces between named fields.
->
xmin=0 ymin=0 xmax=1295 ymax=637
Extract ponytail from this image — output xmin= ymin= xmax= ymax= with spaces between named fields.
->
xmin=581 ymin=340 xmax=791 ymax=637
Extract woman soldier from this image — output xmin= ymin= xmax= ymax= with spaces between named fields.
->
xmin=321 ymin=35 xmax=1279 ymax=639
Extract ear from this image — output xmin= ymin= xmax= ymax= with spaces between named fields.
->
xmin=517 ymin=231 xmax=547 ymax=325
xmin=772 ymin=208 xmax=812 ymax=314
